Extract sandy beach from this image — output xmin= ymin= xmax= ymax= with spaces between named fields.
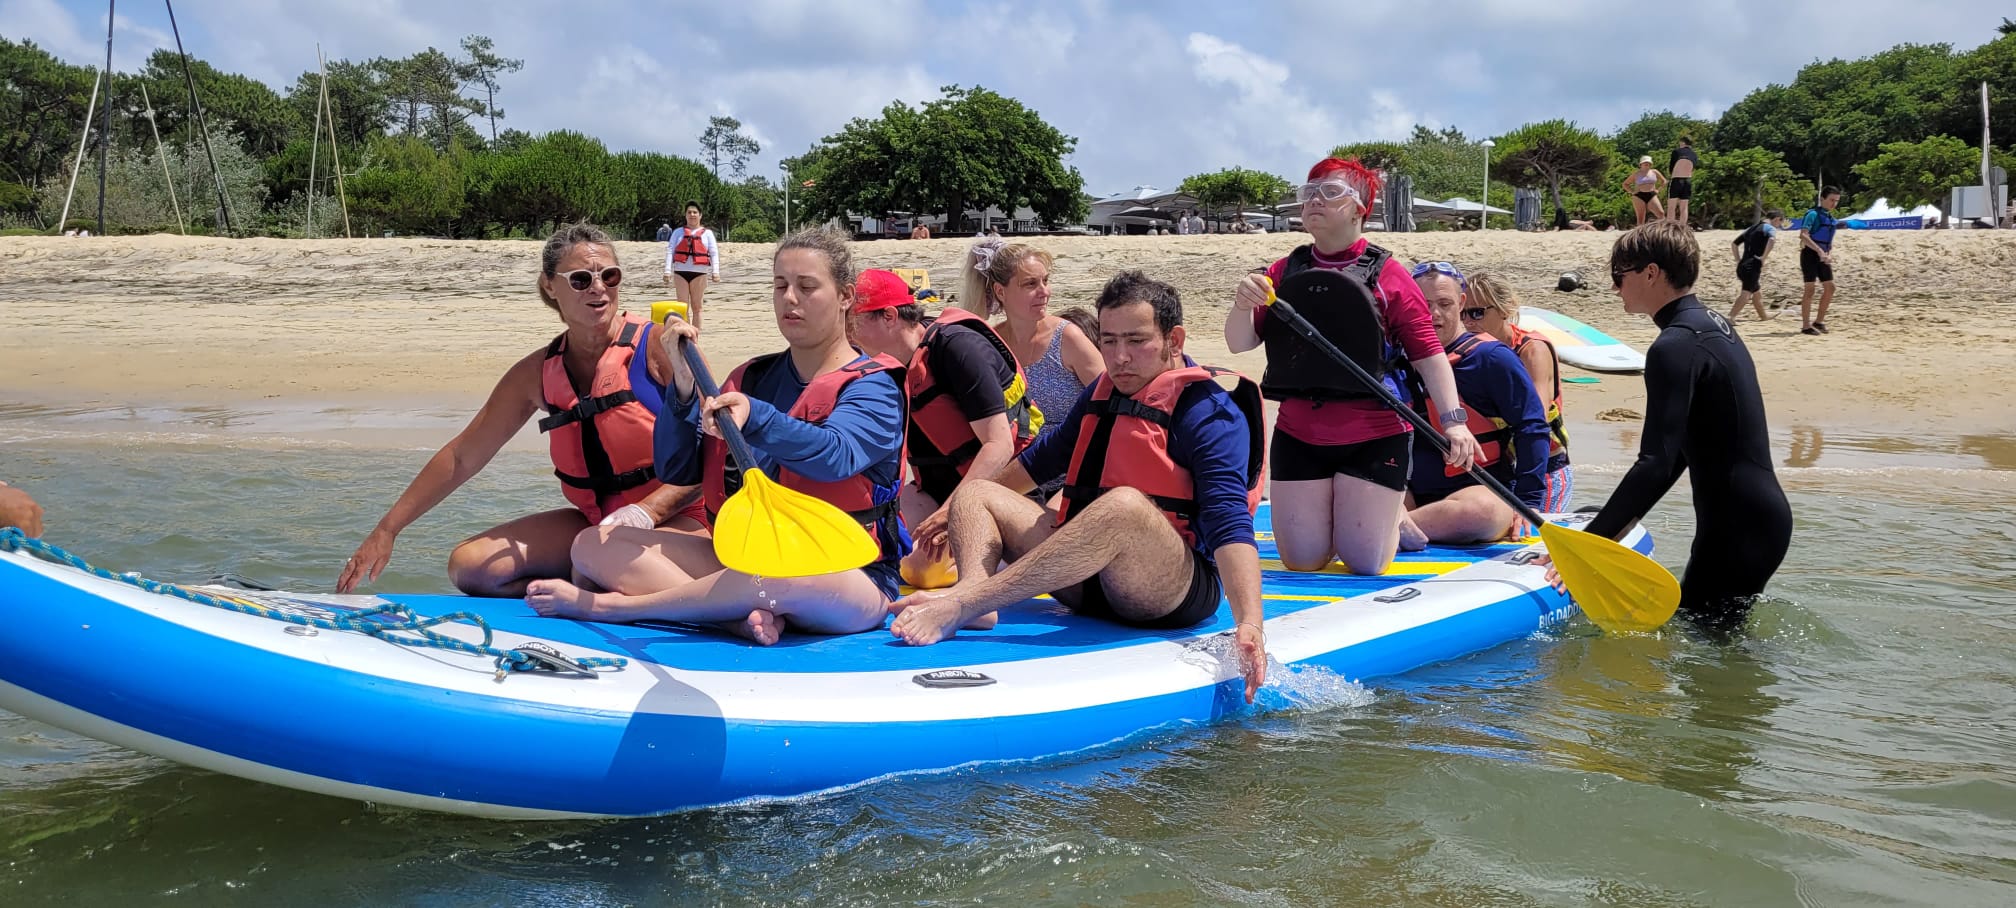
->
xmin=4 ymin=231 xmax=2013 ymax=444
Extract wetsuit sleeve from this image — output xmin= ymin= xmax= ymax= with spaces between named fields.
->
xmin=1586 ymin=332 xmax=1696 ymax=539
xmin=654 ymin=382 xmax=706 ymax=486
xmin=741 ymin=371 xmax=905 ymax=483
xmin=1378 ymin=259 xmax=1445 ymax=360
xmin=1015 ymin=385 xmax=1092 ymax=485
xmin=1170 ymin=385 xmax=1257 ymax=555
xmin=931 ymin=327 xmax=1012 ymax=421
xmin=1482 ymin=345 xmax=1551 ymax=510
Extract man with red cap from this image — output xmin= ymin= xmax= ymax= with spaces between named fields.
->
xmin=848 ymin=269 xmax=1043 ymax=590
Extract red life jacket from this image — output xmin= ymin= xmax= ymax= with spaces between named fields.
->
xmin=699 ymin=352 xmax=908 ymax=561
xmin=538 ymin=314 xmax=663 ymax=522
xmin=904 ymin=308 xmax=1043 ymax=476
xmin=1499 ymin=322 xmax=1570 ymax=463
xmin=1418 ymin=332 xmax=1514 ymax=478
xmin=1056 ymin=365 xmax=1266 ymax=549
xmin=671 ymin=229 xmax=712 ymax=267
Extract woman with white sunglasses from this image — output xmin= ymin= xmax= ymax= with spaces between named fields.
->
xmin=1224 ymin=157 xmax=1479 ymax=575
xmin=339 ymin=223 xmax=705 ymax=597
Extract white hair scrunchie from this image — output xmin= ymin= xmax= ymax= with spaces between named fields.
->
xmin=971 ymin=237 xmax=1006 ymax=275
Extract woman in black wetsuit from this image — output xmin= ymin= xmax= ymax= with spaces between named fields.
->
xmin=1587 ymin=220 xmax=1793 ymax=629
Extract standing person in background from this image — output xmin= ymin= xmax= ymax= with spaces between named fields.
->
xmin=912 ymin=224 xmax=932 ymax=240
xmin=1797 ymin=187 xmax=1844 ymax=336
xmin=0 ymin=481 xmax=43 ymax=537
xmin=665 ymin=202 xmax=721 ymax=333
xmin=655 ymin=222 xmax=674 ymax=244
xmin=1667 ymin=137 xmax=1699 ymax=225
xmin=1625 ymin=157 xmax=1667 ymax=226
xmin=971 ymin=238 xmax=1105 ymax=502
xmin=1729 ymin=210 xmax=1788 ymax=321
xmin=1224 ymin=157 xmax=1480 ymax=576
xmin=1461 ymin=271 xmax=1573 ymax=512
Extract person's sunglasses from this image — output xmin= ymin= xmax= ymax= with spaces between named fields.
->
xmin=1611 ymin=263 xmax=1648 ymax=288
xmin=1461 ymin=307 xmax=1490 ymax=321
xmin=1296 ymin=180 xmax=1361 ymax=204
xmin=563 ymin=267 xmax=623 ymax=291
xmin=1409 ymin=260 xmax=1467 ymax=289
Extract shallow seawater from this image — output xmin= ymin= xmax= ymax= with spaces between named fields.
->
xmin=2 ymin=416 xmax=2014 ymax=906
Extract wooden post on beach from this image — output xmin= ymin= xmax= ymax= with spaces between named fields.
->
xmin=96 ymin=0 xmax=115 ymax=237
xmin=318 ymin=45 xmax=352 ymax=238
xmin=139 ymin=83 xmax=185 ymax=234
xmin=57 ymin=65 xmax=102 ymax=232
xmin=306 ymin=45 xmax=324 ymax=238
xmin=1982 ymin=81 xmax=1999 ymax=229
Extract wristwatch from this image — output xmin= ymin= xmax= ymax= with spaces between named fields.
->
xmin=1438 ymin=408 xmax=1469 ymax=428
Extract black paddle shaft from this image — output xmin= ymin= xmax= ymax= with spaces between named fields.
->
xmin=679 ymin=339 xmax=764 ymax=480
xmin=1267 ymin=297 xmax=1549 ymax=528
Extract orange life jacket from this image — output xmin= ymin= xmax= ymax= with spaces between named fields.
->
xmin=1057 ymin=365 xmax=1266 ymax=549
xmin=1417 ymin=332 xmax=1514 ymax=478
xmin=538 ymin=314 xmax=663 ymax=522
xmin=904 ymin=308 xmax=1043 ymax=476
xmin=1499 ymin=322 xmax=1570 ymax=464
xmin=699 ymin=352 xmax=908 ymax=562
xmin=671 ymin=229 xmax=712 ymax=267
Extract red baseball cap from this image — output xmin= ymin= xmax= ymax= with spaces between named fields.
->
xmin=853 ymin=269 xmax=914 ymax=314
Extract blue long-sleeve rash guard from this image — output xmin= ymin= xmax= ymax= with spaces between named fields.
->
xmin=1017 ymin=369 xmax=1257 ymax=562
xmin=654 ymin=352 xmax=907 ymax=597
xmin=1409 ymin=334 xmax=1551 ymax=510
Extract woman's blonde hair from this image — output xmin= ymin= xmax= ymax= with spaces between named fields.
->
xmin=961 ymin=238 xmax=1054 ymax=317
xmin=1466 ymin=271 xmax=1521 ymax=318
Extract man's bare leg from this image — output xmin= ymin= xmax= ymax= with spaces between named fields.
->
xmin=570 ymin=525 xmax=719 ymax=595
xmin=1814 ymin=280 xmax=1836 ymax=328
xmin=1798 ymin=282 xmax=1818 ymax=329
xmin=890 ymin=486 xmax=1195 ymax=645
xmin=526 ymin=566 xmax=888 ymax=645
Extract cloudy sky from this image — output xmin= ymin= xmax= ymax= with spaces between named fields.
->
xmin=7 ymin=0 xmax=2009 ymax=195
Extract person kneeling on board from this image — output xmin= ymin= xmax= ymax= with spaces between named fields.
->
xmin=846 ymin=269 xmax=1042 ymax=596
xmin=528 ymin=229 xmax=909 ymax=645
xmin=338 ymin=223 xmax=704 ymax=597
xmin=0 ymin=481 xmax=43 ymax=538
xmin=888 ymin=271 xmax=1269 ymax=703
xmin=1398 ymin=262 xmax=1551 ymax=547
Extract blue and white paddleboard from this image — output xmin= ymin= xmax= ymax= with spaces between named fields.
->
xmin=0 ymin=506 xmax=1652 ymax=819
xmin=1517 ymin=307 xmax=1647 ymax=373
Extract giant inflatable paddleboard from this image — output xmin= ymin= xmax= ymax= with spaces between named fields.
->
xmin=0 ymin=506 xmax=1652 ymax=819
xmin=1517 ymin=307 xmax=1647 ymax=373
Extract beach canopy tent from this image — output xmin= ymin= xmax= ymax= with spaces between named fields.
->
xmin=1088 ymin=186 xmax=1199 ymax=229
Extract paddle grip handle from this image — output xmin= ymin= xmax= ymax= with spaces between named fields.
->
xmin=1268 ymin=298 xmax=1549 ymax=529
xmin=679 ymin=338 xmax=765 ymax=479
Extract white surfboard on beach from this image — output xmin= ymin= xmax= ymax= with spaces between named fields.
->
xmin=1517 ymin=307 xmax=1647 ymax=373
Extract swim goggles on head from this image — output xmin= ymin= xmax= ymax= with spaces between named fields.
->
xmin=1409 ymin=260 xmax=1467 ymax=289
xmin=1296 ymin=180 xmax=1362 ymax=204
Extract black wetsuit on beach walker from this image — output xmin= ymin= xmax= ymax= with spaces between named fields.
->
xmin=1584 ymin=294 xmax=1793 ymax=630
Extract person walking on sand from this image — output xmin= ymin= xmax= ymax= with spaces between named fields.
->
xmin=886 ymin=271 xmax=1269 ymax=704
xmin=1729 ymin=210 xmax=1788 ymax=321
xmin=1625 ymin=157 xmax=1666 ymax=226
xmin=1667 ymin=137 xmax=1699 ymax=225
xmin=1560 ymin=219 xmax=1791 ymax=633
xmin=533 ymin=229 xmax=911 ymax=645
xmin=1796 ymin=187 xmax=1844 ymax=336
xmin=339 ymin=223 xmax=706 ymax=597
xmin=665 ymin=202 xmax=721 ymax=333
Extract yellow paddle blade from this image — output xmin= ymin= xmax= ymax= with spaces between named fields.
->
xmin=711 ymin=470 xmax=881 ymax=578
xmin=1538 ymin=522 xmax=1682 ymax=634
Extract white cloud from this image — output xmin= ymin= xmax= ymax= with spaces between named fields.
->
xmin=5 ymin=0 xmax=2010 ymax=194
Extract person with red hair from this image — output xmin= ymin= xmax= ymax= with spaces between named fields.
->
xmin=1224 ymin=157 xmax=1481 ymax=575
